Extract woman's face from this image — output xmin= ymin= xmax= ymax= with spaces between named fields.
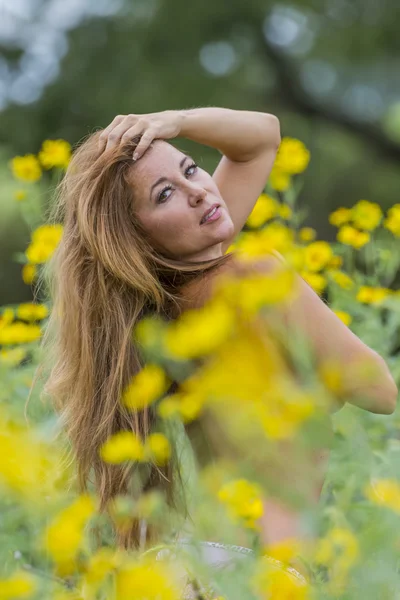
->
xmin=130 ymin=140 xmax=234 ymax=262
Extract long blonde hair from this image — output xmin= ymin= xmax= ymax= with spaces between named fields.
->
xmin=30 ymin=131 xmax=233 ymax=549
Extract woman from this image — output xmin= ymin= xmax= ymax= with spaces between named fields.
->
xmin=39 ymin=108 xmax=397 ymax=586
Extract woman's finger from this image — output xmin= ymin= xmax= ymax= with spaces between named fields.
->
xmin=132 ymin=129 xmax=157 ymax=160
xmin=98 ymin=115 xmax=126 ymax=149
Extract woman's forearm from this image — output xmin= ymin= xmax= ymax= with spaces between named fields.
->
xmin=178 ymin=107 xmax=281 ymax=162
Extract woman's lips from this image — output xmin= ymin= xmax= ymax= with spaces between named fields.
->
xmin=200 ymin=206 xmax=222 ymax=225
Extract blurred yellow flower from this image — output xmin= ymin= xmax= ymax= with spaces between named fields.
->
xmin=264 ymin=538 xmax=304 ymax=565
xmin=252 ymin=557 xmax=310 ymax=598
xmin=329 ymin=270 xmax=354 ymax=290
xmin=303 ymin=241 xmax=333 ymax=272
xmin=279 ymin=203 xmax=293 ymax=220
xmin=25 ymin=224 xmax=63 ymax=264
xmin=383 ymin=204 xmax=400 ymax=236
xmin=9 ymin=154 xmax=42 ymax=182
xmin=13 ymin=189 xmax=27 ymax=201
xmin=333 ymin=310 xmax=352 ymax=326
xmin=0 ymin=570 xmax=38 ymax=599
xmin=144 ymin=433 xmax=171 ymax=466
xmin=356 ymin=286 xmax=391 ymax=304
xmin=299 ymin=271 xmax=327 ymax=295
xmin=122 ymin=363 xmax=170 ymax=410
xmin=115 ymin=558 xmax=181 ymax=600
xmin=16 ymin=302 xmax=48 ymax=322
xmin=0 ymin=308 xmax=14 ymax=327
xmin=32 ymin=223 xmax=63 ymax=245
xmin=22 ymin=263 xmax=37 ymax=284
xmin=269 ymin=166 xmax=291 ymax=191
xmin=337 ymin=225 xmax=370 ymax=248
xmin=351 ymin=199 xmax=382 ymax=231
xmin=314 ymin=527 xmax=359 ymax=572
xmin=38 ymin=139 xmax=72 ymax=169
xmin=274 ymin=138 xmax=311 ymax=174
xmin=298 ymin=227 xmax=316 ymax=243
xmin=327 ymin=255 xmax=344 ymax=270
xmin=0 ymin=322 xmax=42 ymax=345
xmin=218 ymin=478 xmax=264 ymax=529
xmin=158 ymin=391 xmax=205 ymax=423
xmin=43 ymin=494 xmax=96 ymax=577
xmin=364 ymin=478 xmax=400 ymax=513
xmin=165 ymin=299 xmax=235 ymax=359
xmin=81 ymin=546 xmax=118 ymax=596
xmin=318 ymin=358 xmax=346 ymax=396
xmin=329 ymin=207 xmax=352 ymax=227
xmin=0 ymin=348 xmax=27 ymax=367
xmin=100 ymin=431 xmax=145 ymax=463
xmin=246 ymin=194 xmax=279 ymax=228
xmin=218 ymin=264 xmax=296 ymax=316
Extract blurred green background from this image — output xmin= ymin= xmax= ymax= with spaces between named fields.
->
xmin=1 ymin=0 xmax=400 ymax=306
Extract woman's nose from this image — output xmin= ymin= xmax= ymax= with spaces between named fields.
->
xmin=187 ymin=183 xmax=207 ymax=204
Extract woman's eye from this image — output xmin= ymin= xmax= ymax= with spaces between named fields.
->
xmin=157 ymin=163 xmax=198 ymax=203
xmin=186 ymin=162 xmax=198 ymax=176
xmin=158 ymin=185 xmax=172 ymax=203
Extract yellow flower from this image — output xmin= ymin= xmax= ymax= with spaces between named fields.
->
xmin=246 ymin=194 xmax=279 ymax=228
xmin=164 ymin=299 xmax=235 ymax=359
xmin=9 ymin=154 xmax=42 ymax=182
xmin=383 ymin=206 xmax=400 ymax=237
xmin=43 ymin=494 xmax=96 ymax=577
xmin=269 ymin=166 xmax=291 ymax=191
xmin=303 ymin=241 xmax=333 ymax=272
xmin=22 ymin=263 xmax=37 ymax=284
xmin=252 ymin=558 xmax=310 ymax=599
xmin=0 ymin=322 xmax=42 ymax=345
xmin=115 ymin=558 xmax=181 ymax=600
xmin=0 ymin=348 xmax=27 ymax=367
xmin=144 ymin=433 xmax=171 ymax=465
xmin=314 ymin=527 xmax=359 ymax=574
xmin=218 ymin=478 xmax=264 ymax=529
xmin=25 ymin=224 xmax=63 ymax=264
xmin=327 ymin=255 xmax=344 ymax=269
xmin=81 ymin=547 xmax=118 ymax=596
xmin=0 ymin=308 xmax=14 ymax=327
xmin=364 ymin=478 xmax=400 ymax=513
xmin=279 ymin=203 xmax=293 ymax=220
xmin=100 ymin=431 xmax=145 ymax=464
xmin=333 ymin=310 xmax=352 ymax=326
xmin=356 ymin=286 xmax=391 ymax=304
xmin=13 ymin=189 xmax=27 ymax=201
xmin=32 ymin=223 xmax=63 ymax=245
xmin=235 ymin=224 xmax=295 ymax=259
xmin=38 ymin=139 xmax=72 ymax=169
xmin=259 ymin=384 xmax=316 ymax=440
xmin=351 ymin=199 xmax=382 ymax=231
xmin=329 ymin=270 xmax=354 ymax=290
xmin=158 ymin=391 xmax=205 ymax=423
xmin=0 ymin=570 xmax=37 ymax=599
xmin=274 ymin=138 xmax=311 ymax=174
xmin=122 ymin=364 xmax=170 ymax=410
xmin=318 ymin=358 xmax=346 ymax=396
xmin=337 ymin=225 xmax=370 ymax=248
xmin=16 ymin=303 xmax=48 ymax=322
xmin=298 ymin=227 xmax=316 ymax=243
xmin=218 ymin=263 xmax=296 ymax=316
xmin=329 ymin=207 xmax=352 ymax=227
xmin=299 ymin=271 xmax=327 ymax=295
xmin=264 ymin=538 xmax=304 ymax=565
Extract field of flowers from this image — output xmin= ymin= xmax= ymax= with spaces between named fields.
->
xmin=1 ymin=137 xmax=400 ymax=599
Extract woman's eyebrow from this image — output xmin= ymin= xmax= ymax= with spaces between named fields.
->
xmin=149 ymin=155 xmax=191 ymax=199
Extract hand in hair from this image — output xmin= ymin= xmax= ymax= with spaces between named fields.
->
xmin=98 ymin=110 xmax=184 ymax=159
